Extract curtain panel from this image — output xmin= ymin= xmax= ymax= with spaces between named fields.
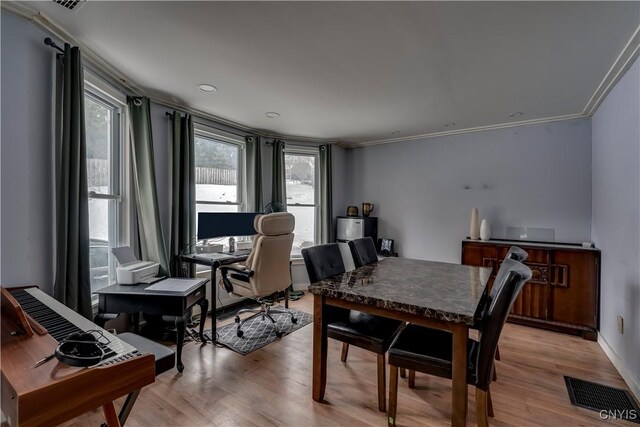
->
xmin=53 ymin=43 xmax=92 ymax=319
xmin=319 ymin=144 xmax=333 ymax=243
xmin=245 ymin=135 xmax=263 ymax=212
xmin=128 ymin=97 xmax=170 ymax=275
xmin=169 ymin=112 xmax=195 ymax=276
xmin=271 ymin=139 xmax=287 ymax=206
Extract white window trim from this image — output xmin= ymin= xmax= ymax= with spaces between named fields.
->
xmin=285 ymin=145 xmax=321 ymax=248
xmin=85 ymin=71 xmax=132 ymax=249
xmin=193 ymin=123 xmax=247 ymax=211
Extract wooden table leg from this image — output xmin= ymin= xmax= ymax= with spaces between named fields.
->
xmin=312 ymin=294 xmax=327 ymax=402
xmin=451 ymin=324 xmax=468 ymax=427
xmin=103 ymin=401 xmax=121 ymax=427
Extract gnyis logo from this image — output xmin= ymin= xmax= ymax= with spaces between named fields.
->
xmin=599 ymin=409 xmax=638 ymax=421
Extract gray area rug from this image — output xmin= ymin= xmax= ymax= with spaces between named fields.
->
xmin=198 ymin=309 xmax=312 ymax=355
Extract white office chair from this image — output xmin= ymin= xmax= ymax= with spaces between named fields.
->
xmin=220 ymin=212 xmax=297 ymax=338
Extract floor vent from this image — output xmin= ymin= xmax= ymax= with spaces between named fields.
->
xmin=564 ymin=376 xmax=640 ymax=423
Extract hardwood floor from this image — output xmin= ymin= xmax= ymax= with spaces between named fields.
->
xmin=61 ymin=295 xmax=633 ymax=427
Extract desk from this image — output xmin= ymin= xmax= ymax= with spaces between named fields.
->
xmin=94 ymin=278 xmax=208 ymax=372
xmin=179 ymin=252 xmax=249 ymax=341
xmin=308 ymin=257 xmax=490 ymax=427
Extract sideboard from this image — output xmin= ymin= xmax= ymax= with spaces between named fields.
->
xmin=461 ymin=239 xmax=600 ymax=340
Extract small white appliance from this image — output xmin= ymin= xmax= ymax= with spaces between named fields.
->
xmin=112 ymin=246 xmax=161 ymax=285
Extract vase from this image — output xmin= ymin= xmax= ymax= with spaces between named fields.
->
xmin=469 ymin=208 xmax=480 ymax=239
xmin=480 ymin=219 xmax=491 ymax=240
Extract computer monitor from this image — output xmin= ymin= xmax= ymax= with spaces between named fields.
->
xmin=197 ymin=212 xmax=259 ymax=240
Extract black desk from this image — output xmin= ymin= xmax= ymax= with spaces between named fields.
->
xmin=179 ymin=252 xmax=249 ymax=342
xmin=94 ymin=278 xmax=208 ymax=372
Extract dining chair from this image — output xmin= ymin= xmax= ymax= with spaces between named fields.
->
xmin=404 ymin=246 xmax=529 ymax=387
xmin=387 ymin=259 xmax=532 ymax=427
xmin=348 ymin=236 xmax=379 ymax=268
xmin=302 ymin=243 xmax=405 ymax=412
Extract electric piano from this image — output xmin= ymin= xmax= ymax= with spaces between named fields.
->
xmin=1 ymin=286 xmax=155 ymax=427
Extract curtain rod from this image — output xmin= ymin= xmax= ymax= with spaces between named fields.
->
xmin=44 ymin=37 xmax=64 ymax=54
xmin=165 ymin=111 xmax=248 ymax=139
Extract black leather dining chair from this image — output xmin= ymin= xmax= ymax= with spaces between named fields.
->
xmin=302 ymin=243 xmax=405 ymax=412
xmin=348 ymin=236 xmax=379 ymax=268
xmin=386 ymin=259 xmax=532 ymax=427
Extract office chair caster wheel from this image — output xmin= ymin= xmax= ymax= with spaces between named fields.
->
xmin=236 ymin=329 xmax=244 ymax=338
xmin=234 ymin=316 xmax=240 ymax=324
xmin=291 ymin=317 xmax=298 ymax=324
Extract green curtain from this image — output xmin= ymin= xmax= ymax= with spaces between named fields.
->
xmin=169 ymin=112 xmax=195 ymax=276
xmin=128 ymin=97 xmax=170 ymax=276
xmin=319 ymin=144 xmax=333 ymax=243
xmin=245 ymin=135 xmax=263 ymax=212
xmin=53 ymin=44 xmax=92 ymax=319
xmin=271 ymin=139 xmax=287 ymax=205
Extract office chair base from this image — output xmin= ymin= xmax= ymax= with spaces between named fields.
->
xmin=235 ymin=303 xmax=297 ymax=338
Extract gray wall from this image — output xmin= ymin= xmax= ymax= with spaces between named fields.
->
xmin=591 ymin=57 xmax=640 ymax=395
xmin=346 ymin=118 xmax=593 ymax=263
xmin=1 ymin=12 xmax=56 ymax=293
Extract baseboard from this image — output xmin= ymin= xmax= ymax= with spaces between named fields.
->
xmin=598 ymin=332 xmax=640 ymax=401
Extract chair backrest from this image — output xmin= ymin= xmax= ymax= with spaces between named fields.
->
xmin=505 ymin=246 xmax=528 ymax=262
xmin=475 ymin=258 xmax=532 ymax=390
xmin=302 ymin=243 xmax=346 ymax=283
xmin=245 ymin=212 xmax=295 ymax=298
xmin=348 ymin=237 xmax=378 ymax=268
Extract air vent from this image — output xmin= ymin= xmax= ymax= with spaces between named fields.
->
xmin=53 ymin=0 xmax=86 ymax=11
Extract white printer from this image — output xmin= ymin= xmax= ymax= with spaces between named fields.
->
xmin=111 ymin=246 xmax=162 ymax=285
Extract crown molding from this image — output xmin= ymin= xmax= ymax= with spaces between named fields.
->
xmin=2 ymin=1 xmax=636 ymax=150
xmin=583 ymin=25 xmax=640 ymax=117
xmin=346 ymin=113 xmax=587 ymax=148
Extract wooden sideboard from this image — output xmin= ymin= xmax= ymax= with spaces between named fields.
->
xmin=461 ymin=239 xmax=600 ymax=340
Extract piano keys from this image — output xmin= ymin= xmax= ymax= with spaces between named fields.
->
xmin=1 ymin=286 xmax=155 ymax=427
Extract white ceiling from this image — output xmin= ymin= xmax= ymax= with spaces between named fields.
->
xmin=22 ymin=1 xmax=640 ymax=146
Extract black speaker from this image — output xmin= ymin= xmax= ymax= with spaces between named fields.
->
xmin=55 ymin=331 xmax=105 ymax=367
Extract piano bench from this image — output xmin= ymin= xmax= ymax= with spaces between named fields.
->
xmin=117 ymin=332 xmax=175 ymax=375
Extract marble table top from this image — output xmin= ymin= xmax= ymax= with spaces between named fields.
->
xmin=308 ymin=257 xmax=492 ymax=325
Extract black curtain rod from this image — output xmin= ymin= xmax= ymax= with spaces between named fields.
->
xmin=44 ymin=38 xmax=64 ymax=54
xmin=165 ymin=111 xmax=248 ymax=138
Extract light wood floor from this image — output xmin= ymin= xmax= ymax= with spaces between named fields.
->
xmin=61 ymin=294 xmax=633 ymax=427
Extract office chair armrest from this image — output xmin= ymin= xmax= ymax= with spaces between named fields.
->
xmin=219 ymin=265 xmax=255 ymax=278
xmin=219 ymin=265 xmax=254 ymax=294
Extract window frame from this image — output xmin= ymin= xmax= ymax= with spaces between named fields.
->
xmin=284 ymin=145 xmax=321 ymax=250
xmin=84 ymin=73 xmax=130 ymax=294
xmin=193 ymin=124 xmax=247 ymax=213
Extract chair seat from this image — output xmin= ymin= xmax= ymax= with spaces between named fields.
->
xmin=388 ymin=325 xmax=479 ymax=384
xmin=327 ymin=311 xmax=404 ymax=354
xmin=118 ymin=332 xmax=175 ymax=375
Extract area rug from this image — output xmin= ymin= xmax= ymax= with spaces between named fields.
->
xmin=193 ymin=309 xmax=312 ymax=355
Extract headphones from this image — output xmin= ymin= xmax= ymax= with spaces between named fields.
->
xmin=55 ymin=331 xmax=106 ymax=367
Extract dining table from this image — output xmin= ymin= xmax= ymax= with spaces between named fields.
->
xmin=308 ymin=256 xmax=492 ymax=427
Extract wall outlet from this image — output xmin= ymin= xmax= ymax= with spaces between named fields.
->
xmin=617 ymin=315 xmax=624 ymax=334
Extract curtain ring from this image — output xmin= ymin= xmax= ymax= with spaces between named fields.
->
xmin=133 ymin=98 xmax=143 ymax=107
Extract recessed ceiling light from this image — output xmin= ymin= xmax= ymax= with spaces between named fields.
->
xmin=265 ymin=112 xmax=280 ymax=118
xmin=444 ymin=122 xmax=456 ymax=127
xmin=197 ymin=84 xmax=217 ymax=92
xmin=391 ymin=131 xmax=401 ymax=135
xmin=509 ymin=112 xmax=524 ymax=117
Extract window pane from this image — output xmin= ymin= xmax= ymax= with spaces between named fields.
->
xmin=288 ymin=205 xmax=316 ymax=256
xmin=195 ymin=136 xmax=239 ymax=203
xmin=88 ymin=198 xmax=112 ymax=292
xmin=85 ymin=96 xmax=112 ymax=194
xmin=285 ymin=154 xmax=315 ymax=205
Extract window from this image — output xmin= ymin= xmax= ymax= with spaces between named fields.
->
xmin=85 ymin=88 xmax=123 ymax=293
xmin=194 ymin=130 xmax=245 ymax=219
xmin=285 ymin=149 xmax=319 ymax=256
